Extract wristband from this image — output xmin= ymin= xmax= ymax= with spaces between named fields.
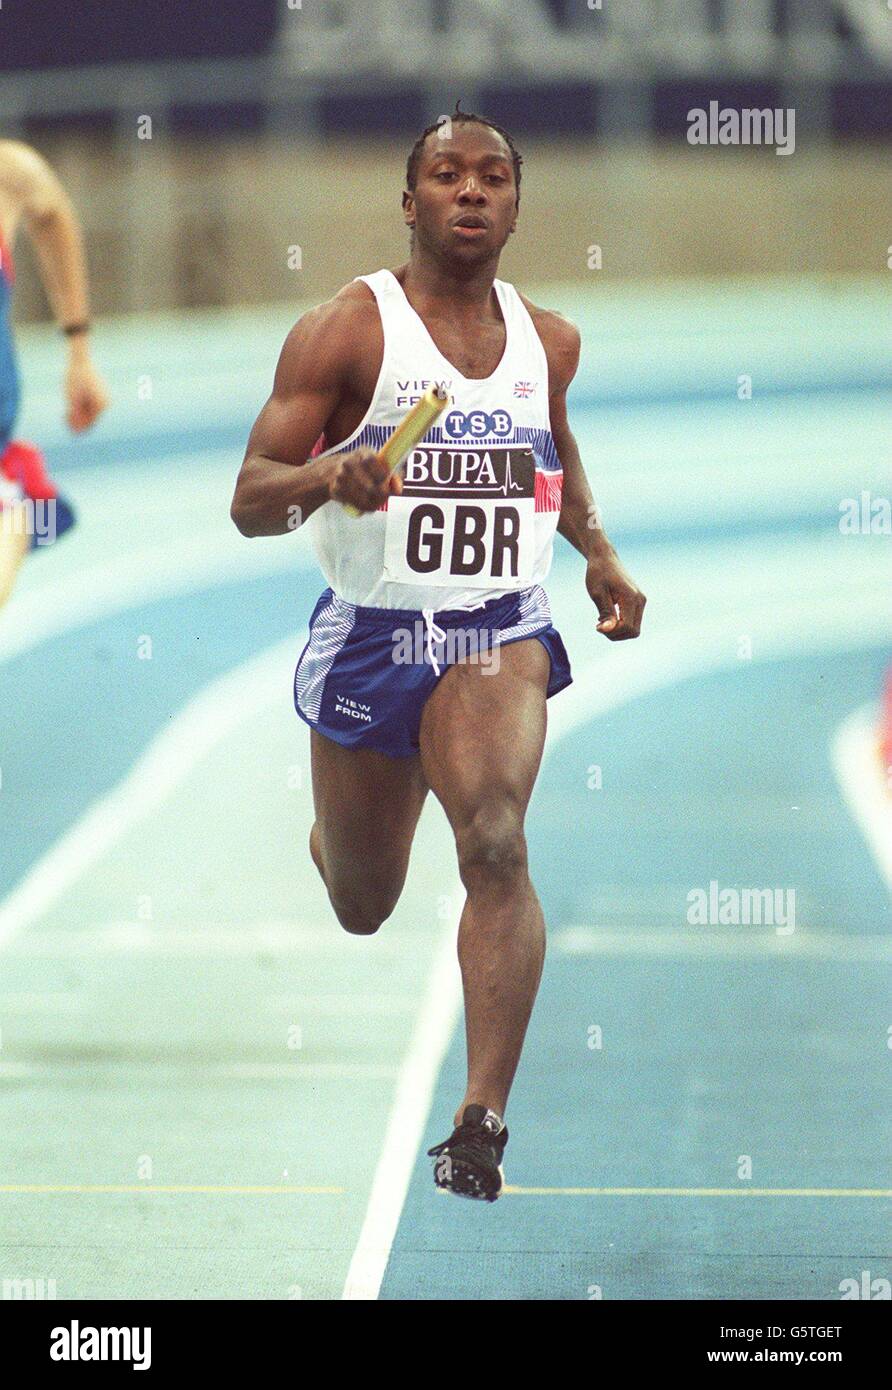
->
xmin=62 ymin=322 xmax=90 ymax=337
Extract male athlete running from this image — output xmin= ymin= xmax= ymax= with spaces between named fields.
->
xmin=232 ymin=110 xmax=645 ymax=1201
xmin=0 ymin=139 xmax=107 ymax=609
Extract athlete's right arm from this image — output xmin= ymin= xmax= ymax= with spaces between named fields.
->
xmin=231 ymin=297 xmax=395 ymax=536
xmin=0 ymin=140 xmax=109 ymax=433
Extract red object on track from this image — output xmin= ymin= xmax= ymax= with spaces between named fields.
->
xmin=0 ymin=226 xmax=14 ymax=283
xmin=0 ymin=440 xmax=59 ymax=500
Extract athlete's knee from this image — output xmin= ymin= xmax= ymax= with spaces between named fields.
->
xmin=333 ymin=904 xmax=385 ymax=936
xmin=329 ymin=869 xmax=403 ymax=936
xmin=456 ymin=805 xmax=528 ymax=892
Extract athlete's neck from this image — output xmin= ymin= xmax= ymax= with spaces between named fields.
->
xmin=397 ymin=255 xmax=501 ymax=322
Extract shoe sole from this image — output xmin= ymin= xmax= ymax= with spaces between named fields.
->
xmin=434 ymin=1159 xmax=504 ymax=1203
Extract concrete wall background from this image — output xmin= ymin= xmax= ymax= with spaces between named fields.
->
xmin=10 ymin=136 xmax=889 ymax=320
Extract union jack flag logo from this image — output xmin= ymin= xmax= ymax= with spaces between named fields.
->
xmin=513 ymin=381 xmax=535 ymax=398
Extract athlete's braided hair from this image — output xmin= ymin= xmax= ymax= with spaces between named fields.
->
xmin=405 ymin=101 xmax=523 ymax=207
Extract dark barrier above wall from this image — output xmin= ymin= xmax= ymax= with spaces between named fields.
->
xmin=0 ymin=0 xmax=278 ymax=70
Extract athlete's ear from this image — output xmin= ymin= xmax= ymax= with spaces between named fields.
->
xmin=402 ymin=189 xmax=415 ymax=229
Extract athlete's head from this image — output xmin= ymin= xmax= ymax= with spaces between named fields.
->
xmin=403 ymin=104 xmax=522 ymax=264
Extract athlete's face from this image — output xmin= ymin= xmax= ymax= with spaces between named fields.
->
xmin=404 ymin=124 xmax=518 ymax=262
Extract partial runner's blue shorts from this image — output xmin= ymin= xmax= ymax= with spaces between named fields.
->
xmin=294 ymin=583 xmax=572 ymax=759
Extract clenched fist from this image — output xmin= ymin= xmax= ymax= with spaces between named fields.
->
xmin=65 ymin=352 xmax=109 ymax=432
xmin=328 ymin=447 xmax=403 ymax=515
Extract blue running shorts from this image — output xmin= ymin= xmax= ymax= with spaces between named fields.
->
xmin=294 ymin=583 xmax=572 ymax=758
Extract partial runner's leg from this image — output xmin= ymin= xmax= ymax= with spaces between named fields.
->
xmin=309 ymin=729 xmax=429 ymax=935
xmin=0 ymin=508 xmax=29 ymax=610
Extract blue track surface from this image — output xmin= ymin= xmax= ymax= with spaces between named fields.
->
xmin=382 ymin=646 xmax=891 ymax=1299
xmin=2 ymin=287 xmax=889 ymax=1299
xmin=0 ymin=573 xmax=313 ymax=897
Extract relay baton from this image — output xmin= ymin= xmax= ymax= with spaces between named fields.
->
xmin=342 ymin=383 xmax=449 ymax=517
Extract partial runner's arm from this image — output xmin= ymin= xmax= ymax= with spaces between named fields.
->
xmin=0 ymin=140 xmax=108 ymax=432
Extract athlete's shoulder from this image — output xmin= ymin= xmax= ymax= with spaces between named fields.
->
xmin=513 ymin=289 xmax=581 ymax=393
xmin=291 ymin=278 xmax=381 ymax=341
xmin=274 ymin=279 xmax=382 ymax=392
xmin=330 ymin=276 xmax=379 ymax=307
xmin=0 ymin=141 xmax=67 ymax=230
xmin=0 ymin=140 xmax=53 ymax=198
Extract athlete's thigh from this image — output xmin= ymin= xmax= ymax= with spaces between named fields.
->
xmin=418 ymin=638 xmax=550 ymax=829
xmin=310 ymin=729 xmax=428 ymax=874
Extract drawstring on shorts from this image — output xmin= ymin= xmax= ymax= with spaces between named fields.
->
xmin=421 ymin=600 xmax=488 ymax=678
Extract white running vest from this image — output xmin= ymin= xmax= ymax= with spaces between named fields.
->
xmin=308 ymin=268 xmax=563 ymax=611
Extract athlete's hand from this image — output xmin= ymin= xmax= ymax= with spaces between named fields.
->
xmin=328 ymin=446 xmax=403 ymax=514
xmin=586 ymin=551 xmax=646 ymax=640
xmin=65 ymin=350 xmax=109 ymax=432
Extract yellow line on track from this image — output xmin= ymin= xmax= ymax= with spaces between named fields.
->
xmin=0 ymin=1184 xmax=344 ymax=1195
xmin=3 ymin=1184 xmax=888 ymax=1198
xmin=502 ymin=1186 xmax=892 ymax=1198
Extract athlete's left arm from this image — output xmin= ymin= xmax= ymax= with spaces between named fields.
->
xmin=541 ymin=309 xmax=646 ymax=641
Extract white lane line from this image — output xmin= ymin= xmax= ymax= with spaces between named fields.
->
xmin=341 ymin=914 xmax=462 ymax=1300
xmin=831 ymin=703 xmax=892 ymax=896
xmin=0 ymin=637 xmax=298 ymax=953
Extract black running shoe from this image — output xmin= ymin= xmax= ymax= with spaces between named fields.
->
xmin=427 ymin=1104 xmax=508 ymax=1202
